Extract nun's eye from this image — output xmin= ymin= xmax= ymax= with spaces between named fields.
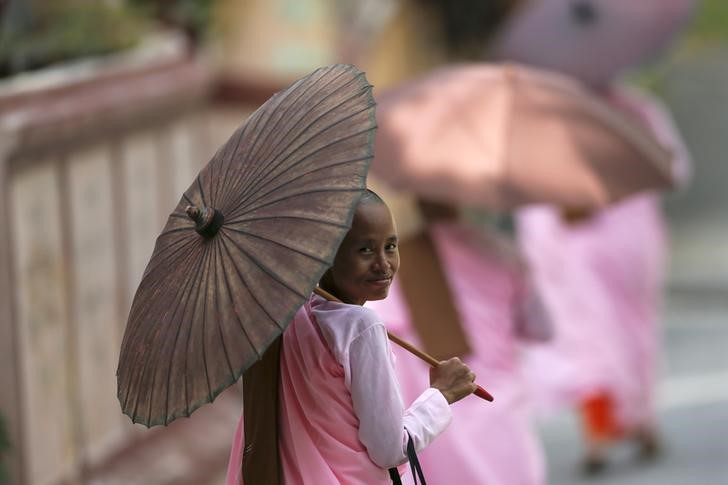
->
xmin=571 ymin=0 xmax=597 ymax=25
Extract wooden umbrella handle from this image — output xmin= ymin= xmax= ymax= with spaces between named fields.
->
xmin=313 ymin=287 xmax=494 ymax=402
xmin=386 ymin=332 xmax=494 ymax=402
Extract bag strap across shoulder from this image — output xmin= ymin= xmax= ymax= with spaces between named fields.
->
xmin=388 ymin=433 xmax=427 ymax=485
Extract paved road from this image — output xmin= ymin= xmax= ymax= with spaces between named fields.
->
xmin=539 ymin=289 xmax=728 ymax=485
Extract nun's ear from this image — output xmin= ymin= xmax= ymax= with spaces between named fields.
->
xmin=319 ymin=268 xmax=334 ymax=287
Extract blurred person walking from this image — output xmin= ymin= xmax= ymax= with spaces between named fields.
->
xmin=514 ymin=86 xmax=691 ymax=473
xmin=492 ymin=0 xmax=695 ymax=472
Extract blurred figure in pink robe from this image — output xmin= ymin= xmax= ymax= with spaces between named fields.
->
xmin=493 ymin=0 xmax=696 ymax=472
xmin=368 ymin=201 xmax=552 ymax=485
xmin=515 ymin=86 xmax=692 ymax=471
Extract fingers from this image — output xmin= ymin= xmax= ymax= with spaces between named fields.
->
xmin=439 ymin=357 xmax=467 ymax=369
xmin=438 ymin=358 xmax=476 ymax=380
xmin=429 ymin=358 xmax=480 ymax=403
xmin=441 ymin=357 xmax=462 ymax=364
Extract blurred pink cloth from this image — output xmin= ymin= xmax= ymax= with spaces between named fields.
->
xmin=368 ymin=222 xmax=549 ymax=485
xmin=492 ymin=0 xmax=696 ymax=87
xmin=226 ymin=295 xmax=452 ymax=485
xmin=515 ymin=87 xmax=691 ymax=430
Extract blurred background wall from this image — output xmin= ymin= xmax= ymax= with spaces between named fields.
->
xmin=0 ymin=0 xmax=726 ymax=484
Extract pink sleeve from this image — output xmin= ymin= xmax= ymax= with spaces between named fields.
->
xmin=347 ymin=324 xmax=452 ymax=469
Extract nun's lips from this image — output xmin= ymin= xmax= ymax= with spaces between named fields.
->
xmin=367 ymin=277 xmax=393 ymax=287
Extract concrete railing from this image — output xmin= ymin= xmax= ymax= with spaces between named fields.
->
xmin=0 ymin=38 xmax=271 ymax=484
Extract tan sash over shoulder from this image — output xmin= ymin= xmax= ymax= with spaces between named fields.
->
xmin=242 ymin=336 xmax=282 ymax=484
xmin=397 ymin=231 xmax=471 ymax=360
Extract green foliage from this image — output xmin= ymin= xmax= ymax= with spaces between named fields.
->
xmin=130 ymin=0 xmax=216 ymax=43
xmin=627 ymin=0 xmax=728 ymax=94
xmin=0 ymin=1 xmax=220 ymax=77
xmin=684 ymin=0 xmax=728 ymax=46
xmin=0 ymin=1 xmax=150 ymax=77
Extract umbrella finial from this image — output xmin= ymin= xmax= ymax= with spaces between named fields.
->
xmin=185 ymin=204 xmax=225 ymax=238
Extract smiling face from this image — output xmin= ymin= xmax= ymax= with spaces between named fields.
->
xmin=320 ymin=199 xmax=399 ymax=305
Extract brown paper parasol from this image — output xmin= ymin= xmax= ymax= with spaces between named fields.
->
xmin=372 ymin=62 xmax=675 ymax=211
xmin=117 ymin=64 xmax=377 ymax=426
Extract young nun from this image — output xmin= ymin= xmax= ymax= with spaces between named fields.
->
xmin=226 ymin=190 xmax=477 ymax=484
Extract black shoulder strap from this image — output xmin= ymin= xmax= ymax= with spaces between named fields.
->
xmin=389 ymin=467 xmax=403 ymax=485
xmin=407 ymin=434 xmax=427 ymax=484
xmin=388 ymin=433 xmax=427 ymax=485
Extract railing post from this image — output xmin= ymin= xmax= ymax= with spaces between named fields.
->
xmin=0 ymin=131 xmax=23 ymax=485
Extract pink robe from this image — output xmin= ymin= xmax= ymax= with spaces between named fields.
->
xmin=227 ymin=295 xmax=453 ymax=484
xmin=368 ymin=222 xmax=549 ymax=485
xmin=515 ymin=87 xmax=691 ymax=430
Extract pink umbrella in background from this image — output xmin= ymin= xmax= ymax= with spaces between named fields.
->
xmin=372 ymin=63 xmax=674 ymax=211
xmin=491 ymin=0 xmax=697 ymax=87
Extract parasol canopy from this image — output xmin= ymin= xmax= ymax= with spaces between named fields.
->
xmin=117 ymin=64 xmax=377 ymax=427
xmin=491 ymin=0 xmax=696 ymax=87
xmin=372 ymin=62 xmax=675 ymax=211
